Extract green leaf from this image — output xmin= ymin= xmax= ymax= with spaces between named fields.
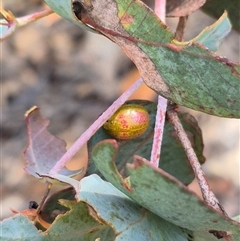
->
xmin=40 ymin=187 xmax=76 ymax=225
xmin=0 ymin=214 xmax=43 ymax=241
xmin=201 ymin=0 xmax=240 ymax=32
xmin=91 ymin=140 xmax=240 ymax=235
xmin=79 ymin=174 xmax=191 ymax=240
xmin=232 ymin=215 xmax=240 ymax=222
xmin=42 ymin=174 xmax=191 ymax=240
xmin=44 ymin=200 xmax=116 ymax=241
xmin=43 ymin=0 xmax=94 ymax=32
xmin=44 ymin=0 xmax=240 ymax=118
xmin=88 ymin=100 xmax=205 ymax=185
xmin=188 ymin=11 xmax=231 ymax=51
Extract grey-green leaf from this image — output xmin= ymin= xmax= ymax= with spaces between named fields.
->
xmin=44 ymin=0 xmax=240 ymax=118
xmin=191 ymin=11 xmax=231 ymax=51
xmin=40 ymin=173 xmax=191 ymax=240
xmin=77 ymin=174 xmax=190 ymax=241
xmin=91 ymin=140 xmax=240 ymax=236
xmin=44 ymin=200 xmax=116 ymax=241
xmin=0 ymin=214 xmax=43 ymax=241
xmin=201 ymin=0 xmax=240 ymax=32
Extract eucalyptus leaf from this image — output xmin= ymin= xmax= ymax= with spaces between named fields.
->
xmin=201 ymin=0 xmax=240 ymax=32
xmin=44 ymin=0 xmax=240 ymax=118
xmin=78 ymin=174 xmax=191 ymax=241
xmin=24 ymin=107 xmax=83 ymax=181
xmin=40 ymin=187 xmax=76 ymax=224
xmin=41 ymin=173 xmax=191 ymax=240
xmin=189 ymin=11 xmax=231 ymax=51
xmin=91 ymin=140 xmax=240 ymax=236
xmin=44 ymin=200 xmax=116 ymax=241
xmin=0 ymin=214 xmax=43 ymax=241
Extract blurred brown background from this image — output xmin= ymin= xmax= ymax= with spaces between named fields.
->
xmin=1 ymin=0 xmax=239 ymax=219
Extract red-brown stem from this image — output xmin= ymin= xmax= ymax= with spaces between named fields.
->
xmin=167 ymin=108 xmax=228 ymax=216
xmin=175 ymin=16 xmax=188 ymax=41
xmin=33 ymin=182 xmax=52 ymax=223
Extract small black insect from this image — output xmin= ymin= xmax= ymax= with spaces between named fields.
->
xmin=29 ymin=201 xmax=39 ymax=209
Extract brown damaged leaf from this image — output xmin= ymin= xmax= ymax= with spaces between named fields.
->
xmin=10 ymin=208 xmax=38 ymax=220
xmin=166 ymin=0 xmax=206 ymax=17
xmin=24 ymin=106 xmax=82 ymax=180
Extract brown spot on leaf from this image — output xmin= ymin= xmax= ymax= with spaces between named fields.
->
xmin=198 ymin=105 xmax=205 ymax=110
xmin=120 ymin=13 xmax=134 ymax=25
xmin=209 ymin=230 xmax=227 ymax=239
xmin=227 ymin=99 xmax=236 ymax=104
xmin=208 ymin=108 xmax=215 ymax=115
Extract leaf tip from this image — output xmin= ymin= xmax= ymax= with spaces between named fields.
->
xmin=24 ymin=105 xmax=39 ymax=119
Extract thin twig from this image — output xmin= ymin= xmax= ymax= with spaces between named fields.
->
xmin=167 ymin=107 xmax=228 ymax=216
xmin=33 ymin=181 xmax=52 ymax=224
xmin=162 ymin=6 xmax=226 ymax=216
xmin=49 ymin=78 xmax=143 ymax=174
xmin=175 ymin=16 xmax=188 ymax=41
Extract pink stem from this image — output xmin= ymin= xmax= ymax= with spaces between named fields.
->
xmin=154 ymin=0 xmax=166 ymax=23
xmin=17 ymin=8 xmax=53 ymax=27
xmin=150 ymin=0 xmax=167 ymax=167
xmin=150 ymin=96 xmax=167 ymax=166
xmin=49 ymin=78 xmax=143 ymax=174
